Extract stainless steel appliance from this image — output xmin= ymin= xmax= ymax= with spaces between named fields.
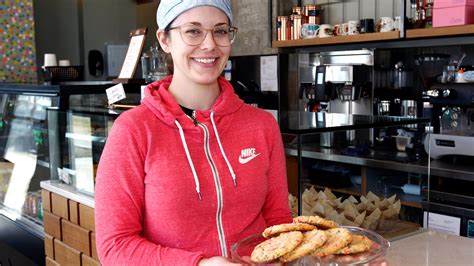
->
xmin=311 ymin=50 xmax=373 ymax=116
xmin=297 ymin=50 xmax=374 ymax=147
xmin=423 ymin=83 xmax=474 ymax=159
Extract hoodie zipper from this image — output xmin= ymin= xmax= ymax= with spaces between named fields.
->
xmin=186 ymin=112 xmax=227 ymax=257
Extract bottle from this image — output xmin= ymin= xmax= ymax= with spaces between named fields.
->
xmin=456 ymin=69 xmax=465 ymax=83
xmin=140 ymin=51 xmax=151 ymax=82
xmin=150 ymin=42 xmax=168 ymax=81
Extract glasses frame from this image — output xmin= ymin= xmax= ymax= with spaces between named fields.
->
xmin=167 ymin=24 xmax=238 ymax=47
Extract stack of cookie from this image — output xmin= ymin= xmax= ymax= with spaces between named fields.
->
xmin=250 ymin=215 xmax=373 ymax=263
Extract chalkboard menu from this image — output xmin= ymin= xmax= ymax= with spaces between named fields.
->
xmin=231 ymin=0 xmax=278 ymax=56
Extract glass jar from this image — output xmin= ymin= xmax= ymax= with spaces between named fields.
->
xmin=141 ymin=43 xmax=168 ymax=83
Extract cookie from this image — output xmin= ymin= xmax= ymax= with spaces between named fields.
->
xmin=334 ymin=234 xmax=372 ymax=255
xmin=280 ymin=229 xmax=328 ymax=262
xmin=251 ymin=231 xmax=304 ymax=263
xmin=293 ymin=215 xmax=338 ymax=229
xmin=262 ymin=223 xmax=316 ymax=238
xmin=312 ymin=227 xmax=353 ymax=257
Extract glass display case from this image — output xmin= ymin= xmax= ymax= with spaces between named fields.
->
xmin=47 ymin=107 xmax=121 ymax=196
xmin=0 ymin=82 xmax=140 ymax=263
xmin=281 ymin=111 xmax=432 ymax=240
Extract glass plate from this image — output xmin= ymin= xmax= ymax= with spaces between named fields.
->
xmin=230 ymin=226 xmax=390 ymax=265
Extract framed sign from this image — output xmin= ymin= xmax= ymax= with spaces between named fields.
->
xmin=113 ymin=28 xmax=147 ymax=84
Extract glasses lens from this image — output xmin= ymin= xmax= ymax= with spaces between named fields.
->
xmin=212 ymin=26 xmax=234 ymax=46
xmin=179 ymin=25 xmax=237 ymax=46
xmin=180 ymin=25 xmax=205 ymax=46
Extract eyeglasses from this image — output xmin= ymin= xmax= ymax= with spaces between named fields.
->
xmin=167 ymin=24 xmax=238 ymax=47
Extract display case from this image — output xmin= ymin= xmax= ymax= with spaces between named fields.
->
xmin=281 ymin=111 xmax=431 ymax=240
xmin=0 ymin=82 xmax=140 ymax=264
xmin=47 ymin=107 xmax=122 ymax=196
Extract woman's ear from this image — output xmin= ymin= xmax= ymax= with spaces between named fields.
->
xmin=156 ymin=30 xmax=171 ymax=53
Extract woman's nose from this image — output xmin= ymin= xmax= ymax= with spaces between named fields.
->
xmin=200 ymin=30 xmax=217 ymax=50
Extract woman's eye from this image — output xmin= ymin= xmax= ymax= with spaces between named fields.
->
xmin=214 ymin=28 xmax=229 ymax=36
xmin=185 ymin=28 xmax=203 ymax=36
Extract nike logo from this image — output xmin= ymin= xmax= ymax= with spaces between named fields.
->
xmin=238 ymin=148 xmax=260 ymax=164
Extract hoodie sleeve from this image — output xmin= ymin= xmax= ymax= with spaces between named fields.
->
xmin=94 ymin=114 xmax=205 ymax=265
xmin=261 ymin=116 xmax=293 ymax=226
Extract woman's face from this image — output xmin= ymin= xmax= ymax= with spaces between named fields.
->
xmin=157 ymin=6 xmax=231 ymax=86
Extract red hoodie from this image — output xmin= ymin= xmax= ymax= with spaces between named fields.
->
xmin=95 ymin=76 xmax=292 ymax=265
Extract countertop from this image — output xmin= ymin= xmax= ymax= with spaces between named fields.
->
xmin=41 ymin=180 xmax=94 ymax=208
xmin=385 ymin=230 xmax=474 ymax=266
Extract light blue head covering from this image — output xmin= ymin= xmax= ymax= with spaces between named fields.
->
xmin=156 ymin=0 xmax=233 ymax=29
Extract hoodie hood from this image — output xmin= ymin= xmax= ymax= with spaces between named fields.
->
xmin=142 ymin=76 xmax=244 ymax=129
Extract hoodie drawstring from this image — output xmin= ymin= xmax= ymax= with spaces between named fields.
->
xmin=210 ymin=111 xmax=237 ymax=187
xmin=175 ymin=119 xmax=202 ymax=200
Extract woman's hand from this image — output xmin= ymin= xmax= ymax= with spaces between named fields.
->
xmin=198 ymin=256 xmax=243 ymax=266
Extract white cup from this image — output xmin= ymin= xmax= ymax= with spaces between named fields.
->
xmin=395 ymin=135 xmax=412 ymax=151
xmin=300 ymin=23 xmax=319 ymax=39
xmin=380 ymin=17 xmax=394 ymax=32
xmin=44 ymin=53 xmax=57 ymax=67
xmin=348 ymin=20 xmax=360 ymax=35
xmin=316 ymin=24 xmax=333 ymax=38
xmin=58 ymin=60 xmax=71 ymax=66
xmin=394 ymin=16 xmax=402 ymax=31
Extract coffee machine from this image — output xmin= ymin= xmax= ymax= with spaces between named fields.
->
xmin=423 ymin=83 xmax=474 ymax=159
xmin=310 ymin=50 xmax=373 ymax=115
xmin=297 ymin=50 xmax=374 ymax=147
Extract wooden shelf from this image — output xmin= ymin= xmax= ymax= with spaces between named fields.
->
xmin=272 ymin=25 xmax=474 ymax=48
xmin=314 ymin=185 xmax=363 ymax=197
xmin=406 ymin=24 xmax=474 ymax=38
xmin=272 ymin=31 xmax=400 ymax=48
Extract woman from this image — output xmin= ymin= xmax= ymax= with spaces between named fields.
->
xmin=94 ymin=0 xmax=292 ymax=265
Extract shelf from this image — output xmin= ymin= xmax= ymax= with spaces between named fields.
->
xmin=272 ymin=31 xmax=400 ymax=48
xmin=65 ymin=132 xmax=106 ymax=143
xmin=286 ymin=146 xmax=429 ymax=176
xmin=36 ymin=159 xmax=50 ymax=168
xmin=313 ymin=185 xmax=363 ymax=197
xmin=406 ymin=24 xmax=474 ymax=39
xmin=272 ymin=25 xmax=474 ymax=49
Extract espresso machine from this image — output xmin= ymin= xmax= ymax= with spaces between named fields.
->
xmin=423 ymin=83 xmax=474 ymax=159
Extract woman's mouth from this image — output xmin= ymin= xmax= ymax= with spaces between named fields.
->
xmin=193 ymin=58 xmax=217 ymax=64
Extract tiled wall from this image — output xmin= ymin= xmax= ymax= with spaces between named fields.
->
xmin=0 ymin=0 xmax=37 ymax=83
xmin=42 ymin=189 xmax=100 ymax=266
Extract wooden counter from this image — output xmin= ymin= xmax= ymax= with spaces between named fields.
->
xmin=41 ymin=181 xmax=99 ymax=266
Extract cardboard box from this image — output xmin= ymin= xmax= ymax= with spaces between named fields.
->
xmin=435 ymin=0 xmax=474 ymax=9
xmin=433 ymin=5 xmax=474 ymax=27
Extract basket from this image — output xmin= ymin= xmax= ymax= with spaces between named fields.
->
xmin=43 ymin=66 xmax=84 ymax=83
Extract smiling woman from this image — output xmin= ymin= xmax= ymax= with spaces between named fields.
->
xmin=94 ymin=1 xmax=293 ymax=265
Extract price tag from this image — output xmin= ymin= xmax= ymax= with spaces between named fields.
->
xmin=106 ymin=83 xmax=127 ymax=105
xmin=57 ymin=167 xmax=75 ymax=185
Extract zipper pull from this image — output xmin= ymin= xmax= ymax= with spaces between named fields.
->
xmin=191 ymin=110 xmax=198 ymax=126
